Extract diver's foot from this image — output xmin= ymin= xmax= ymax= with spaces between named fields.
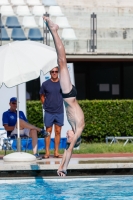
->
xmin=43 ymin=16 xmax=59 ymax=32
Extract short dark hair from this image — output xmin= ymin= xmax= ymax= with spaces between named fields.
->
xmin=50 ymin=67 xmax=58 ymax=73
xmin=66 ymin=137 xmax=81 ymax=150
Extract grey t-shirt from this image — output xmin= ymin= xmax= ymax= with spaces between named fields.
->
xmin=40 ymin=79 xmax=63 ymax=114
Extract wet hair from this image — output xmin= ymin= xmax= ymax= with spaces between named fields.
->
xmin=66 ymin=136 xmax=81 ymax=150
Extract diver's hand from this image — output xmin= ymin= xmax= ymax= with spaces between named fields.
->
xmin=57 ymin=170 xmax=67 ymax=177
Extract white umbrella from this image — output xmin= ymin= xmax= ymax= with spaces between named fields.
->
xmin=0 ymin=40 xmax=57 ymax=154
xmin=0 ymin=40 xmax=57 ymax=87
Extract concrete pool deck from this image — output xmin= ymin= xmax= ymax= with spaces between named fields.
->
xmin=0 ymin=153 xmax=133 ymax=177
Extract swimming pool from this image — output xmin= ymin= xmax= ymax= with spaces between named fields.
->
xmin=0 ymin=176 xmax=133 ymax=200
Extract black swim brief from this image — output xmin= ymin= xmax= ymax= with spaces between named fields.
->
xmin=66 ymin=136 xmax=81 ymax=150
xmin=61 ymin=85 xmax=77 ymax=98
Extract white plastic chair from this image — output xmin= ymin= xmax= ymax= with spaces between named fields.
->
xmin=0 ymin=0 xmax=10 ymax=6
xmin=62 ymin=28 xmax=77 ymax=41
xmin=11 ymin=0 xmax=26 ymax=6
xmin=42 ymin=0 xmax=58 ymax=6
xmin=1 ymin=6 xmax=15 ymax=16
xmin=48 ymin=6 xmax=64 ymax=17
xmin=22 ymin=16 xmax=38 ymax=28
xmin=26 ymin=0 xmax=41 ymax=6
xmin=39 ymin=16 xmax=44 ymax=28
xmin=55 ymin=17 xmax=71 ymax=28
xmin=16 ymin=6 xmax=31 ymax=16
xmin=62 ymin=28 xmax=78 ymax=53
xmin=32 ymin=6 xmax=46 ymax=16
xmin=50 ymin=33 xmax=53 ymax=41
xmin=0 ymin=128 xmax=7 ymax=150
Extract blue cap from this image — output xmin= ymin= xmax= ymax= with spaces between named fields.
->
xmin=10 ymin=97 xmax=17 ymax=102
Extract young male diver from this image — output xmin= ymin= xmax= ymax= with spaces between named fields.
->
xmin=43 ymin=16 xmax=85 ymax=176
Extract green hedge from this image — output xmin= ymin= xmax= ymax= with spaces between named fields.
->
xmin=27 ymin=100 xmax=133 ymax=142
xmin=27 ymin=101 xmax=44 ymax=129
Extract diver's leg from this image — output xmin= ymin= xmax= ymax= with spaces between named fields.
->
xmin=43 ymin=16 xmax=72 ymax=94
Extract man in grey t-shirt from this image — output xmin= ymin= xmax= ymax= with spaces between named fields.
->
xmin=40 ymin=67 xmax=64 ymax=158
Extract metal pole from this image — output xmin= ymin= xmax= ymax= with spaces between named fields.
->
xmin=0 ymin=13 xmax=2 ymax=46
xmin=91 ymin=13 xmax=93 ymax=52
xmin=43 ymin=12 xmax=50 ymax=46
xmin=43 ymin=14 xmax=44 ymax=44
xmin=91 ymin=13 xmax=97 ymax=52
xmin=16 ymin=85 xmax=21 ymax=152
xmin=95 ymin=14 xmax=97 ymax=50
xmin=92 ymin=13 xmax=94 ymax=52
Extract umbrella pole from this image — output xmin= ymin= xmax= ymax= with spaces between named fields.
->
xmin=17 ymin=85 xmax=21 ymax=152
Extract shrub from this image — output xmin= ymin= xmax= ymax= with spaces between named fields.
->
xmin=27 ymin=101 xmax=44 ymax=129
xmin=79 ymin=100 xmax=133 ymax=142
xmin=27 ymin=100 xmax=133 ymax=142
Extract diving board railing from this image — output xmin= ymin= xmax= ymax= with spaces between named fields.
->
xmin=106 ymin=136 xmax=133 ymax=146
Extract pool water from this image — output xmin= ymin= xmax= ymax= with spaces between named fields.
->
xmin=0 ymin=176 xmax=133 ymax=200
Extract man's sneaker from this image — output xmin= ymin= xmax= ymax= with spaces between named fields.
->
xmin=40 ymin=129 xmax=50 ymax=138
xmin=34 ymin=154 xmax=42 ymax=160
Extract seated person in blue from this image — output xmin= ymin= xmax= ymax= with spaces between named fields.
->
xmin=2 ymin=97 xmax=50 ymax=160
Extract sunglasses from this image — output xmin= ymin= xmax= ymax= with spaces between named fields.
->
xmin=51 ymin=71 xmax=58 ymax=73
xmin=11 ymin=102 xmax=17 ymax=105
